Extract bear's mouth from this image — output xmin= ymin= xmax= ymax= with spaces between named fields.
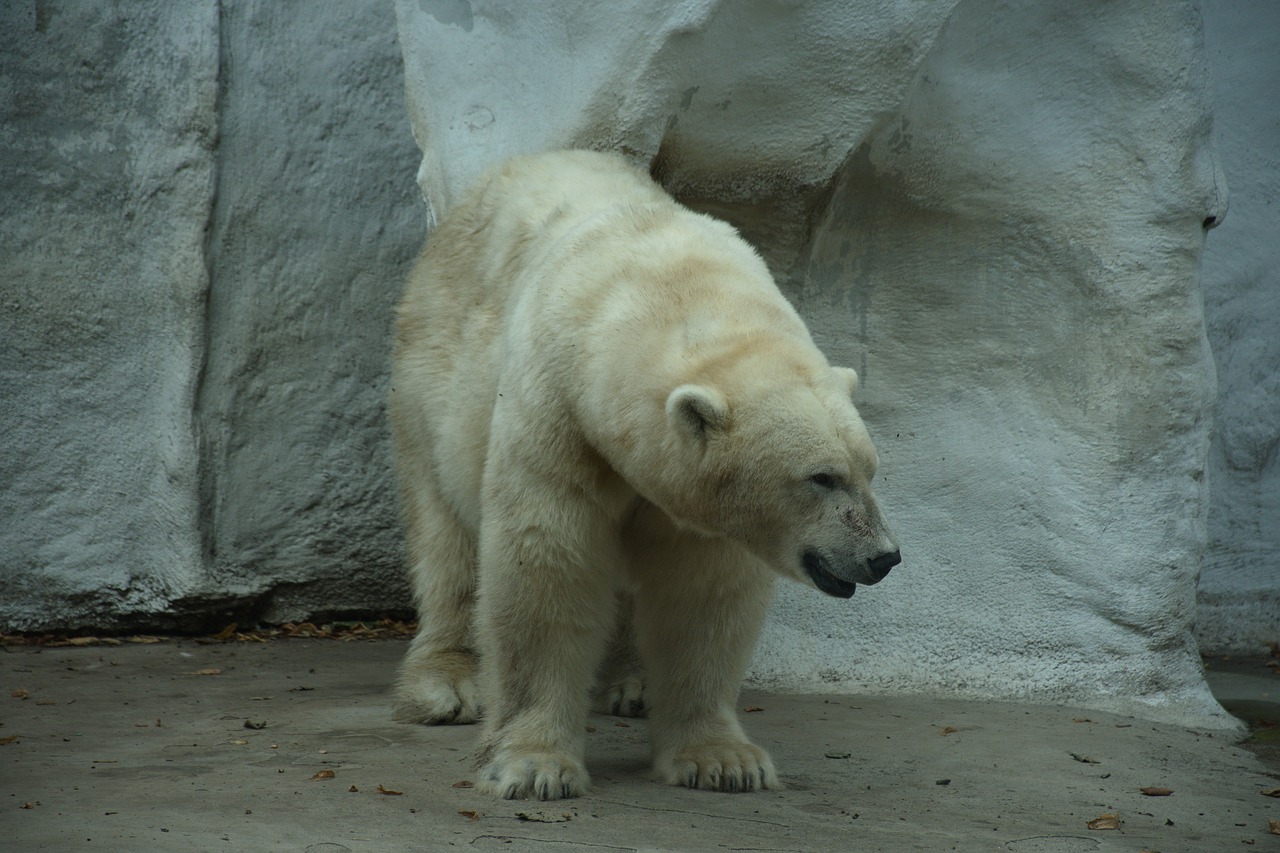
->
xmin=802 ymin=551 xmax=856 ymax=599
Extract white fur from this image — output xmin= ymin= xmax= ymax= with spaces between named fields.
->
xmin=389 ymin=150 xmax=897 ymax=800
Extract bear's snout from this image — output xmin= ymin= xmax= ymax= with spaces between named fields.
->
xmin=867 ymin=549 xmax=901 ymax=582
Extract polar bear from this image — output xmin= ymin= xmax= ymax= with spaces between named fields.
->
xmin=389 ymin=150 xmax=900 ymax=801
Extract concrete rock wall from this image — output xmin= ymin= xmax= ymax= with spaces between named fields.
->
xmin=196 ymin=1 xmax=426 ymax=623
xmin=1 ymin=0 xmax=425 ymax=630
xmin=2 ymin=2 xmax=217 ymax=628
xmin=1196 ymin=1 xmax=1280 ymax=654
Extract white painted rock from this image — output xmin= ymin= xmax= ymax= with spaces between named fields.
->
xmin=396 ymin=0 xmax=1236 ymax=728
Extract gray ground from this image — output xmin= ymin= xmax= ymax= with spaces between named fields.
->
xmin=3 ymin=639 xmax=1276 ymax=851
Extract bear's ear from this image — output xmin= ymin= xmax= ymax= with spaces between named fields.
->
xmin=666 ymin=384 xmax=729 ymax=440
xmin=833 ymin=366 xmax=860 ymax=398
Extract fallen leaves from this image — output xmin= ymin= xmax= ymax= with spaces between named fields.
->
xmin=1262 ymin=787 xmax=1280 ymax=798
xmin=0 ymin=620 xmax=416 ymax=648
xmin=377 ymin=785 xmax=403 ymax=796
xmin=211 ymin=623 xmax=239 ymax=641
xmin=452 ymin=780 xmax=474 ymax=789
xmin=11 ymin=689 xmax=29 ymax=700
xmin=311 ymin=770 xmax=336 ymax=781
xmin=824 ymin=750 xmax=852 ymax=759
xmin=0 ymin=735 xmax=18 ymax=746
xmin=190 ymin=668 xmax=222 ymax=676
xmin=1269 ymin=818 xmax=1279 ymax=835
xmin=1140 ymin=787 xmax=1174 ymax=796
xmin=743 ymin=706 xmax=765 ymax=713
xmin=939 ymin=726 xmax=958 ymax=736
xmin=1087 ymin=812 xmax=1121 ymax=831
xmin=203 ymin=620 xmax=418 ymax=644
xmin=0 ymin=634 xmax=163 ymax=648
xmin=458 ymin=810 xmax=480 ymax=821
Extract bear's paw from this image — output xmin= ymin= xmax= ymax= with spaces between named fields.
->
xmin=392 ymin=673 xmax=480 ymax=725
xmin=592 ymin=673 xmax=647 ymax=718
xmin=478 ymin=750 xmax=590 ymax=801
xmin=658 ymin=740 xmax=781 ymax=793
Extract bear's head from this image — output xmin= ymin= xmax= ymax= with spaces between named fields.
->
xmin=661 ymin=365 xmax=900 ymax=598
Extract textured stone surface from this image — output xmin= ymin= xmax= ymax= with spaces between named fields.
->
xmin=1196 ymin=1 xmax=1280 ymax=654
xmin=196 ymin=1 xmax=426 ymax=623
xmin=751 ymin=0 xmax=1226 ymax=725
xmin=0 ymin=1 xmax=425 ymax=630
xmin=396 ymin=0 xmax=1232 ymax=728
xmin=0 ymin=2 xmax=218 ymax=628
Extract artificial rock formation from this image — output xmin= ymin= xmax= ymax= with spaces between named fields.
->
xmin=396 ymin=0 xmax=1233 ymax=727
xmin=1196 ymin=2 xmax=1280 ymax=654
xmin=0 ymin=1 xmax=426 ymax=629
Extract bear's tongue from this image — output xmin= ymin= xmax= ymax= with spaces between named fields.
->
xmin=803 ymin=553 xmax=856 ymax=599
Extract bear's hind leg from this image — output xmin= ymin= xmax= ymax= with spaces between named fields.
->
xmin=592 ymin=592 xmax=647 ymax=718
xmin=392 ymin=475 xmax=480 ymax=725
xmin=630 ymin=525 xmax=779 ymax=793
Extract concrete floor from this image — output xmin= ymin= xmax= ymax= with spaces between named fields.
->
xmin=3 ymin=638 xmax=1277 ymax=852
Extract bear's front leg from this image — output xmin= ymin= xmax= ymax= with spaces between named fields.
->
xmin=632 ymin=530 xmax=780 ymax=793
xmin=472 ymin=495 xmax=622 ymax=801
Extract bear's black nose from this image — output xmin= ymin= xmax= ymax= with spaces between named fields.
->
xmin=867 ymin=550 xmax=901 ymax=582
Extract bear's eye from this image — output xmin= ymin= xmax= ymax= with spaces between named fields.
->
xmin=809 ymin=472 xmax=842 ymax=491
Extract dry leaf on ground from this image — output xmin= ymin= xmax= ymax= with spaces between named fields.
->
xmin=377 ymin=785 xmax=403 ymax=796
xmin=11 ymin=689 xmax=29 ymax=699
xmin=452 ymin=780 xmax=474 ymax=788
xmin=1261 ymin=787 xmax=1280 ymax=798
xmin=1269 ymin=819 xmax=1279 ymax=835
xmin=1140 ymin=787 xmax=1174 ymax=796
xmin=0 ymin=735 xmax=19 ymax=745
xmin=458 ymin=809 xmax=480 ymax=820
xmin=744 ymin=706 xmax=765 ymax=713
xmin=940 ymin=726 xmax=958 ymax=736
xmin=191 ymin=668 xmax=222 ymax=676
xmin=311 ymin=770 xmax=336 ymax=781
xmin=1087 ymin=812 xmax=1121 ymax=830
